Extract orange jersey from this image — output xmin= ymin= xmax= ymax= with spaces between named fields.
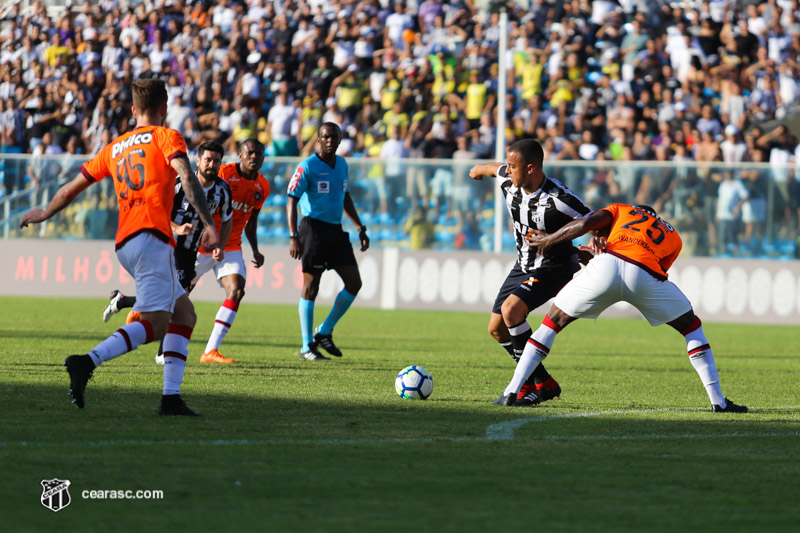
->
xmin=81 ymin=126 xmax=187 ymax=249
xmin=203 ymin=162 xmax=270 ymax=253
xmin=601 ymin=204 xmax=682 ymax=280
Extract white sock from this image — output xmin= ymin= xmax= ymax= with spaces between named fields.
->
xmin=88 ymin=320 xmax=153 ymax=367
xmin=205 ymin=299 xmax=238 ymax=353
xmin=504 ymin=323 xmax=557 ymax=396
xmin=685 ymin=326 xmax=725 ymax=407
xmin=163 ymin=324 xmax=192 ymax=395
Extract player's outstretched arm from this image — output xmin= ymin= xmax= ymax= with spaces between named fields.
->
xmin=343 ymin=191 xmax=369 ymax=252
xmin=172 ymin=154 xmax=218 ymax=250
xmin=19 ymin=174 xmax=91 ymax=228
xmin=468 ymin=162 xmax=503 ymax=180
xmin=526 ymin=210 xmax=614 ymax=254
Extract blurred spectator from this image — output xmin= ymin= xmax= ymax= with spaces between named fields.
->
xmin=405 ymin=205 xmax=435 ymax=250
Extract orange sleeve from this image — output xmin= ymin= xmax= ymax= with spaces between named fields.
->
xmin=80 ymin=145 xmax=112 ymax=183
xmin=156 ymin=127 xmax=188 ymax=163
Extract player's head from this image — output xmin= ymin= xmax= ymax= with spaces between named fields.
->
xmin=506 ymin=139 xmax=544 ymax=188
xmin=131 ymin=79 xmax=169 ymax=124
xmin=238 ymin=138 xmax=265 ymax=175
xmin=317 ymin=122 xmax=341 ymax=157
xmin=196 ymin=141 xmax=224 ymax=182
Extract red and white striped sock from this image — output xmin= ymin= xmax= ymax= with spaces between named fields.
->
xmin=163 ymin=324 xmax=192 ymax=395
xmin=682 ymin=317 xmax=725 ymax=406
xmin=88 ymin=320 xmax=154 ymax=367
xmin=504 ymin=316 xmax=560 ymax=396
xmin=204 ymin=299 xmax=238 ymax=353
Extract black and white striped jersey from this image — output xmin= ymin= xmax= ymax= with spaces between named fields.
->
xmin=171 ymin=174 xmax=233 ymax=253
xmin=497 ymin=165 xmax=592 ymax=272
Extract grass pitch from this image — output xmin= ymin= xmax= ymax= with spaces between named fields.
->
xmin=1 ymin=296 xmax=798 ymax=532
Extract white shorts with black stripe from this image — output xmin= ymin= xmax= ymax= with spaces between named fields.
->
xmin=554 ymin=254 xmax=692 ymax=326
xmin=116 ymin=232 xmax=185 ymax=314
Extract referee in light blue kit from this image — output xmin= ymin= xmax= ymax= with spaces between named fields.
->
xmin=286 ymin=122 xmax=370 ymax=360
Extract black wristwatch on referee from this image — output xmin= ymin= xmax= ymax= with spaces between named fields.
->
xmin=289 ymin=231 xmax=298 ymax=239
xmin=358 ymin=225 xmax=367 ymax=234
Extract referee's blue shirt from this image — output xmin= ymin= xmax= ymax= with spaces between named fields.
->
xmin=287 ymin=153 xmax=349 ymax=225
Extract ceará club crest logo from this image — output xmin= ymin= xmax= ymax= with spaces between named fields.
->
xmin=41 ymin=478 xmax=71 ymax=512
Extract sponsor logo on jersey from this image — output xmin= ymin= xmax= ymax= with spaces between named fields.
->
xmin=318 ymin=181 xmax=330 ymax=193
xmin=231 ymin=201 xmax=254 ymax=213
xmin=111 ymin=132 xmax=153 ymax=158
xmin=522 ymin=277 xmax=540 ymax=285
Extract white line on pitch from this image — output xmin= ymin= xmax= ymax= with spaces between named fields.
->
xmin=484 ymin=406 xmax=800 ymax=439
xmin=1 ymin=432 xmax=797 ymax=448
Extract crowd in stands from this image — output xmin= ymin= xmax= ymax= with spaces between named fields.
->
xmin=1 ymin=0 xmax=799 ymax=256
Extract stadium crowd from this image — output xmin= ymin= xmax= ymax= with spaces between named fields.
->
xmin=1 ymin=0 xmax=799 ymax=256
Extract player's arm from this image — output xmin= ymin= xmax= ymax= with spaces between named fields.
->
xmin=343 ymin=191 xmax=369 ymax=252
xmin=287 ymin=194 xmax=302 ymax=260
xmin=171 ymin=155 xmax=218 ymax=249
xmin=526 ymin=210 xmax=614 ymax=254
xmin=19 ymin=174 xmax=91 ymax=227
xmin=244 ymin=207 xmax=264 ymax=268
xmin=468 ymin=162 xmax=503 ymax=180
xmin=171 ymin=220 xmax=195 ymax=235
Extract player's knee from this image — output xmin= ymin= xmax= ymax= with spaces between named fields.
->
xmin=230 ymin=287 xmax=245 ymax=302
xmin=302 ymin=285 xmax=319 ymax=300
xmin=345 ymin=279 xmax=362 ymax=295
xmin=500 ymin=298 xmax=524 ymax=325
xmin=487 ymin=324 xmax=504 ymax=341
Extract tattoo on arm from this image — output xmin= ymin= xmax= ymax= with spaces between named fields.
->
xmin=174 ymin=156 xmax=215 ymax=229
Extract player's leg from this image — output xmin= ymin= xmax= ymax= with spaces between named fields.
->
xmin=158 ymin=293 xmax=200 ymax=416
xmin=499 ymin=256 xmax=619 ymax=406
xmin=297 ymin=218 xmax=328 ymax=360
xmin=312 ymin=224 xmax=360 ymax=357
xmin=156 ymin=250 xmax=197 ymax=365
xmin=313 ymin=264 xmax=361 ymax=357
xmin=624 ymin=264 xmax=747 ymax=412
xmin=487 ymin=313 xmax=516 ymax=362
xmin=201 ymin=252 xmax=247 ymax=364
xmin=299 ymin=271 xmax=327 ymax=360
xmin=500 ymin=267 xmax=576 ymax=405
xmin=668 ymin=311 xmax=748 ymax=413
xmin=102 ymin=289 xmax=137 ymax=322
xmin=65 ymin=234 xmax=173 ymax=408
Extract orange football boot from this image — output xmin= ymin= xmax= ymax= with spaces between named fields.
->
xmin=200 ymin=349 xmax=235 ymax=364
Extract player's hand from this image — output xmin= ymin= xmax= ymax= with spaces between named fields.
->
xmin=19 ymin=208 xmax=47 ymax=228
xmin=251 ymin=250 xmax=264 ymax=268
xmin=175 ymin=223 xmax=195 ymax=236
xmin=468 ymin=165 xmax=487 ymax=180
xmin=289 ymin=237 xmax=302 ymax=260
xmin=200 ymin=226 xmax=219 ymax=252
xmin=581 ymin=236 xmax=607 ymax=255
xmin=212 ymin=248 xmax=224 ymax=262
xmin=524 ymin=229 xmax=551 ymax=253
xmin=359 ymin=227 xmax=370 ymax=251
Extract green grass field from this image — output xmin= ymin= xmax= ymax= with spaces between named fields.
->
xmin=1 ymin=295 xmax=798 ymax=532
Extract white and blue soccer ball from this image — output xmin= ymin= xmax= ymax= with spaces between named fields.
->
xmin=395 ymin=365 xmax=433 ymax=400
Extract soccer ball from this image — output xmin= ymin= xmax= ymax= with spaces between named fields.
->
xmin=395 ymin=365 xmax=433 ymax=400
